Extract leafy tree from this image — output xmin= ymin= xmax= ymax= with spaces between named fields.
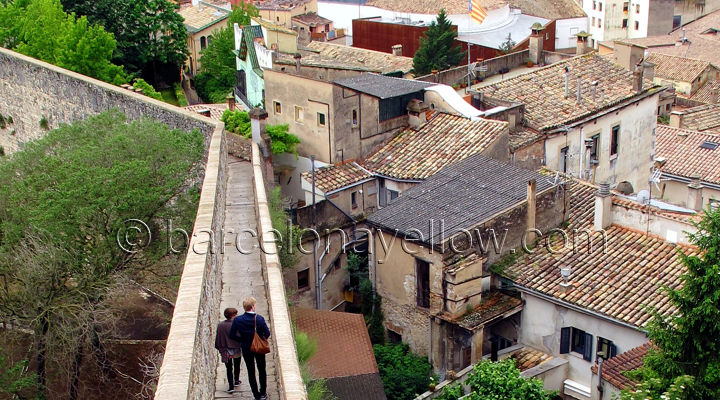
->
xmin=195 ymin=3 xmax=258 ymax=103
xmin=133 ymin=77 xmax=164 ymax=101
xmin=0 ymin=348 xmax=37 ymax=398
xmin=221 ymin=110 xmax=300 ymax=155
xmin=412 ymin=9 xmax=465 ymax=76
xmin=498 ymin=33 xmax=516 ymax=54
xmin=374 ymin=343 xmax=432 ymax=400
xmin=61 ymin=0 xmax=188 ymax=76
xmin=622 ymin=207 xmax=720 ymax=400
xmin=0 ymin=110 xmax=204 ymax=398
xmin=268 ymin=186 xmax=302 ymax=269
xmin=461 ymin=359 xmax=553 ymax=400
xmin=0 ymin=0 xmax=127 ymax=84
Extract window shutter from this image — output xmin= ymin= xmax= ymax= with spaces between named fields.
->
xmin=560 ymin=327 xmax=571 ymax=354
xmin=583 ymin=333 xmax=593 ymax=361
xmin=609 ymin=343 xmax=617 ymax=359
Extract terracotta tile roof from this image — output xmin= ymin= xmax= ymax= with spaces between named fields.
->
xmin=644 ymin=53 xmax=712 ymax=83
xmin=254 ymin=0 xmax=312 ymax=11
xmin=656 ymin=125 xmax=720 ymax=185
xmin=363 ymin=113 xmax=508 ymax=180
xmin=301 ymin=162 xmax=373 ymax=193
xmin=672 ymin=103 xmax=720 ymax=133
xmin=508 ymin=347 xmax=554 ymax=371
xmin=611 ymin=196 xmax=700 ymax=224
xmin=364 ymin=0 xmax=505 ymax=15
xmin=292 ymin=12 xmax=332 ymax=26
xmin=601 ymin=10 xmax=720 ymax=67
xmin=478 ymin=53 xmax=661 ymax=131
xmin=179 ymin=2 xmax=229 ymax=33
xmin=507 ymin=0 xmax=586 ymax=20
xmin=183 ymin=103 xmax=231 ymax=121
xmin=687 ymin=80 xmax=720 ymax=104
xmin=504 ymin=179 xmax=697 ymax=328
xmin=292 ymin=308 xmax=379 ymax=379
xmin=591 ymin=342 xmax=652 ymax=390
xmin=446 ymin=291 xmax=523 ymax=330
xmin=302 ymin=41 xmax=414 ymax=74
xmin=509 ymin=129 xmax=544 ymax=151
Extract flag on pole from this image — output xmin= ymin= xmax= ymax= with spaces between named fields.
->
xmin=469 ymin=0 xmax=487 ymax=25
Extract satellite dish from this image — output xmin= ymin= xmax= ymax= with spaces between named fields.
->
xmin=637 ymin=190 xmax=650 ymax=204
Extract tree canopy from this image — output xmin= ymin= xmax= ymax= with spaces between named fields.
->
xmin=0 ymin=110 xmax=204 ymax=398
xmin=436 ymin=359 xmax=554 ymax=400
xmin=60 ymin=0 xmax=188 ymax=76
xmin=621 ymin=206 xmax=720 ymax=400
xmin=221 ymin=109 xmax=300 ymax=156
xmin=195 ymin=3 xmax=258 ymax=103
xmin=0 ymin=0 xmax=127 ymax=84
xmin=412 ymin=9 xmax=465 ymax=76
xmin=374 ymin=343 xmax=432 ymax=400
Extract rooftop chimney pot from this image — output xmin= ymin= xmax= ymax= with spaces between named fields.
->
xmin=391 ymin=44 xmax=403 ymax=56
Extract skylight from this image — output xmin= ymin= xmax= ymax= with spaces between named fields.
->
xmin=699 ymin=140 xmax=719 ymax=150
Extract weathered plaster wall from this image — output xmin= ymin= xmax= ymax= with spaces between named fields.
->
xmin=518 ymin=293 xmax=648 ymax=394
xmin=661 ymin=180 xmax=720 ymax=209
xmin=0 ymin=49 xmax=217 ymax=155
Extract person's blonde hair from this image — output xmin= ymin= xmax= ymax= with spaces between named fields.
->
xmin=243 ymin=296 xmax=257 ymax=311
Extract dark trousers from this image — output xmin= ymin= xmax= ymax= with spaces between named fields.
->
xmin=242 ymin=349 xmax=267 ymax=398
xmin=225 ymin=356 xmax=242 ymax=389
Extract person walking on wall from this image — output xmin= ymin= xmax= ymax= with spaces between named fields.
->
xmin=231 ymin=296 xmax=271 ymax=400
xmin=215 ymin=307 xmax=243 ymax=393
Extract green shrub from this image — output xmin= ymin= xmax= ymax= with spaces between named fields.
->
xmin=133 ymin=78 xmax=164 ymax=101
xmin=267 ymin=124 xmax=300 ymax=156
xmin=435 ymin=383 xmax=463 ymax=400
xmin=174 ymin=82 xmax=188 ymax=107
xmin=221 ymin=109 xmax=251 ymax=137
xmin=39 ymin=116 xmax=49 ymax=130
xmin=464 ymin=359 xmax=553 ymax=399
xmin=268 ymin=186 xmax=302 ymax=268
xmin=295 ymin=331 xmax=317 ymax=365
xmin=374 ymin=343 xmax=432 ymax=400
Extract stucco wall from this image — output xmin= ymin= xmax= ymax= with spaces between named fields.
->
xmin=544 ymin=93 xmax=659 ymax=192
xmin=518 ymin=293 xmax=648 ymax=393
xmin=661 ymin=180 xmax=720 ymax=209
xmin=0 ymin=48 xmax=218 ymax=155
xmin=611 ymin=201 xmax=698 ymax=245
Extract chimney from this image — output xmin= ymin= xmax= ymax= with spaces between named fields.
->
xmin=710 ymin=85 xmax=719 ymax=104
xmin=632 ymin=64 xmax=643 ymax=93
xmin=577 ymin=77 xmax=582 ymax=104
xmin=687 ymin=175 xmax=703 ymax=211
xmin=594 ymin=183 xmax=612 ymax=231
xmin=226 ymin=93 xmax=236 ymax=111
xmin=575 ymin=31 xmax=591 ymax=55
xmin=613 ymin=41 xmax=647 ymax=71
xmin=406 ymin=99 xmax=429 ymax=128
xmin=294 ymin=53 xmax=302 ymax=72
xmin=642 ymin=60 xmax=655 ymax=81
xmin=681 ymin=28 xmax=687 ymax=43
xmin=528 ymin=23 xmax=544 ymax=65
xmin=564 ymin=66 xmax=570 ymax=99
xmin=249 ymin=107 xmax=269 ymax=146
xmin=669 ymin=111 xmax=682 ymax=128
xmin=198 ymin=108 xmax=211 ymax=118
xmin=526 ymin=179 xmax=537 ymax=244
xmin=391 ymin=44 xmax=403 ymax=56
xmin=591 ymin=81 xmax=598 ymax=103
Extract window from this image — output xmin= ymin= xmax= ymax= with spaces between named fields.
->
xmin=416 ymin=258 xmax=430 ymax=308
xmin=622 ymin=18 xmax=628 ymax=28
xmin=389 ymin=189 xmax=399 ymax=201
xmin=599 ymin=2 xmax=602 ymax=11
xmin=598 ymin=18 xmax=601 ymax=28
xmin=388 ymin=330 xmax=402 ymax=344
xmin=200 ymin=36 xmax=207 ymax=50
xmin=596 ymin=337 xmax=617 ymax=361
xmin=673 ymin=15 xmax=682 ymax=29
xmin=593 ymin=1 xmax=596 ymax=10
xmin=636 ymin=4 xmax=640 ymax=13
xmin=590 ymin=134 xmax=600 ymax=162
xmin=623 ymin=2 xmax=629 ymax=13
xmin=560 ymin=327 xmax=593 ymax=361
xmin=352 ymin=109 xmax=358 ymax=126
xmin=317 ymin=112 xmax=326 ymax=126
xmin=351 ymin=191 xmax=358 ymax=209
xmin=297 ymin=269 xmax=309 ymax=290
xmin=274 ymin=101 xmax=282 ymax=114
xmin=592 ymin=17 xmax=596 ymax=26
xmin=635 ymin=20 xmax=640 ymax=30
xmin=325 ymin=24 xmax=330 ymax=31
xmin=294 ymin=106 xmax=303 ymax=122
xmin=709 ymin=198 xmax=720 ymax=211
xmin=560 ymin=146 xmax=569 ymax=173
xmin=611 ymin=125 xmax=620 ymax=156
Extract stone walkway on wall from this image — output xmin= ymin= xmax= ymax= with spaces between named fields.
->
xmin=215 ymin=156 xmax=281 ymax=400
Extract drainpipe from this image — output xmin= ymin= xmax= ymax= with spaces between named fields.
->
xmin=316 ymin=239 xmax=331 ymax=309
xmin=597 ymin=356 xmax=605 ymax=399
xmin=578 ymin=126 xmax=584 ymax=179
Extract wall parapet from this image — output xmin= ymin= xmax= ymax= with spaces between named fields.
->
xmin=252 ymin=143 xmax=308 ymax=399
xmin=155 ymin=125 xmax=227 ymax=400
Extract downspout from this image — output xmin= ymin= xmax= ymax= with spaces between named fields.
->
xmin=317 ymin=239 xmax=331 ymax=309
xmin=597 ymin=357 xmax=605 ymax=399
xmin=578 ymin=126 xmax=584 ymax=180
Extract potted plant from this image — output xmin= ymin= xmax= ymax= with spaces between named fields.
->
xmin=460 ymin=81 xmax=467 ymax=88
xmin=525 ymin=57 xmax=534 ymax=67
xmin=428 ymin=377 xmax=436 ymax=391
